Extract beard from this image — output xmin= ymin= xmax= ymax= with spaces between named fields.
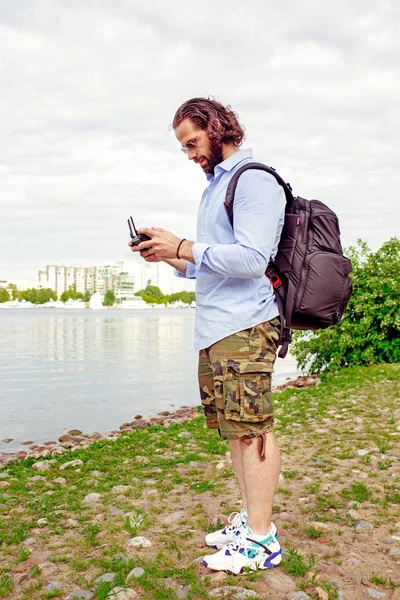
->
xmin=202 ymin=137 xmax=224 ymax=175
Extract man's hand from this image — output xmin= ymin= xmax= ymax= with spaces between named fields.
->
xmin=128 ymin=227 xmax=194 ymax=265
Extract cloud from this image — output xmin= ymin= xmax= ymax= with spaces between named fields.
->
xmin=0 ymin=0 xmax=398 ymax=279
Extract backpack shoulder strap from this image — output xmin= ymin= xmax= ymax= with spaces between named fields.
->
xmin=224 ymin=162 xmax=294 ymax=226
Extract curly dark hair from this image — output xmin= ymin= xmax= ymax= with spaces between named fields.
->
xmin=172 ymin=97 xmax=245 ymax=147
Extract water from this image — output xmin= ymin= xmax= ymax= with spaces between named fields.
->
xmin=0 ymin=308 xmax=301 ymax=450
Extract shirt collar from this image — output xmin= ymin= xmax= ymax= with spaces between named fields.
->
xmin=206 ymin=148 xmax=253 ymax=182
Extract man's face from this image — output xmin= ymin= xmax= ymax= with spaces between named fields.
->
xmin=175 ymin=118 xmax=223 ymax=175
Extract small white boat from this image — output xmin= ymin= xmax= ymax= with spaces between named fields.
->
xmin=89 ymin=292 xmax=106 ymax=310
xmin=64 ymin=298 xmax=86 ymax=309
xmin=119 ymin=297 xmax=149 ymax=309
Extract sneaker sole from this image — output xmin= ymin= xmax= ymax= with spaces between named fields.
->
xmin=202 ymin=550 xmax=282 ymax=574
xmin=208 ymin=527 xmax=279 ymax=550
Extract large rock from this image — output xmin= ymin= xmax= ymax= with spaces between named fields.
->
xmin=94 ymin=573 xmax=116 ymax=584
xmin=107 ymin=588 xmax=138 ymax=599
xmin=209 ymin=587 xmax=259 ymax=599
xmin=126 ymin=567 xmax=145 ymax=581
xmin=262 ymin=570 xmax=297 ymax=593
xmin=68 ymin=590 xmax=95 ymax=600
xmin=60 ymin=459 xmax=84 ymax=470
xmin=355 ymin=520 xmax=373 ymax=533
xmin=127 ymin=536 xmax=152 ymax=548
xmin=32 ymin=461 xmax=50 ymax=472
xmin=82 ymin=493 xmax=101 ymax=505
xmin=363 ymin=588 xmax=387 ymax=599
xmin=111 ymin=485 xmax=131 ymax=494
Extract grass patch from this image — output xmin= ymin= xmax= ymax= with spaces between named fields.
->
xmin=341 ymin=483 xmax=372 ymax=503
xmin=281 ymin=546 xmax=316 ymax=577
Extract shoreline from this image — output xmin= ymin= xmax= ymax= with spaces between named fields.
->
xmin=0 ymin=374 xmax=319 ymax=467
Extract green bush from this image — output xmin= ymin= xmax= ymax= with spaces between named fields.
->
xmin=103 ymin=290 xmax=115 ymax=306
xmin=0 ymin=288 xmax=10 ymax=303
xmin=291 ymin=238 xmax=400 ymax=373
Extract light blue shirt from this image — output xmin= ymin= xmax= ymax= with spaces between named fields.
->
xmin=176 ymin=148 xmax=285 ymax=350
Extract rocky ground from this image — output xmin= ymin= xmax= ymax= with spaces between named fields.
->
xmin=0 ymin=363 xmax=399 ymax=600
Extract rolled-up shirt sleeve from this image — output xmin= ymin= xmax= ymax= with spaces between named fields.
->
xmin=193 ymin=171 xmax=285 ymax=279
xmin=174 ymin=261 xmax=196 ymax=279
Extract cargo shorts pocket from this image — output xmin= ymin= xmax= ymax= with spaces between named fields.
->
xmin=223 ymin=362 xmax=274 ymax=423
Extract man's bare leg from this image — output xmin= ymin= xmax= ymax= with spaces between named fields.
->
xmin=229 ymin=439 xmax=247 ymax=512
xmin=240 ymin=432 xmax=281 ymax=535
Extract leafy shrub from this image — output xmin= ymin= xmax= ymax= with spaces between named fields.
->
xmin=292 ymin=238 xmax=400 ymax=372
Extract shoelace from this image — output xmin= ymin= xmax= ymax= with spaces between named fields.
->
xmin=224 ymin=511 xmax=243 ymax=533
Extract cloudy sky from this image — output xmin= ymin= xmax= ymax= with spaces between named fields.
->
xmin=1 ymin=0 xmax=399 ymax=281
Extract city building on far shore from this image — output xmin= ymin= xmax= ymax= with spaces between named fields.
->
xmin=35 ymin=257 xmax=195 ymax=299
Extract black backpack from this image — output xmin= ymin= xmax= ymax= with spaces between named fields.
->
xmin=224 ymin=162 xmax=353 ymax=359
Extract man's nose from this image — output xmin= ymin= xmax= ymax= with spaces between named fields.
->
xmin=187 ymin=148 xmax=197 ymax=161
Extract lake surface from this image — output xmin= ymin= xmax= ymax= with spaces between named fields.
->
xmin=0 ymin=308 xmax=301 ymax=450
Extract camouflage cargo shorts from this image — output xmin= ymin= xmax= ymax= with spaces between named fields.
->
xmin=198 ymin=317 xmax=280 ymax=440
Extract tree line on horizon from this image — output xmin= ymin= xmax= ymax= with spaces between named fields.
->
xmin=0 ymin=283 xmax=195 ymax=307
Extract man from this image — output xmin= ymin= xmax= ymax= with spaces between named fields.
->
xmin=130 ymin=97 xmax=285 ymax=574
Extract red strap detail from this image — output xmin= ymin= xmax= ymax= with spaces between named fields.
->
xmin=266 ymin=269 xmax=282 ymax=289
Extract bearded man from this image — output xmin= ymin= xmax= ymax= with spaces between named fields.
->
xmin=130 ymin=97 xmax=285 ymax=573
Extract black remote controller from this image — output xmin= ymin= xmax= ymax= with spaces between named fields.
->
xmin=127 ymin=216 xmax=151 ymax=246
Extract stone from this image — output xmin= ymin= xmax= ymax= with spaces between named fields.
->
xmin=60 ymin=459 xmax=84 ymax=470
xmin=315 ymin=588 xmax=329 ymax=600
xmin=263 ymin=570 xmax=297 ymax=592
xmin=355 ymin=520 xmax=373 ymax=533
xmin=209 ymin=572 xmax=228 ymax=584
xmin=286 ymin=593 xmax=311 ymax=600
xmin=32 ymin=461 xmax=50 ymax=472
xmin=0 ymin=481 xmax=9 ymax=488
xmin=363 ymin=589 xmax=387 ymax=599
xmin=162 ymin=510 xmax=186 ymax=524
xmin=126 ymin=567 xmax=145 ymax=580
xmin=309 ymin=521 xmax=330 ymax=532
xmin=125 ymin=511 xmax=144 ymax=528
xmin=306 ymin=459 xmax=326 ymax=467
xmin=37 ymin=518 xmax=48 ymax=526
xmin=53 ymin=477 xmax=67 ymax=486
xmin=66 ymin=518 xmax=79 ymax=527
xmin=46 ymin=581 xmax=63 ymax=592
xmin=108 ymin=506 xmax=125 ymax=517
xmin=68 ymin=590 xmax=95 ymax=600
xmin=379 ymin=537 xmax=395 ymax=545
xmin=82 ymin=493 xmax=101 ymax=505
xmin=173 ymin=585 xmax=192 ymax=599
xmin=319 ymin=564 xmax=345 ymax=577
xmin=388 ymin=548 xmax=400 ymax=557
xmin=347 ymin=509 xmax=361 ymax=520
xmin=68 ymin=429 xmax=83 ymax=435
xmin=1 ymin=438 xmax=13 ymax=443
xmin=358 ymin=449 xmax=370 ymax=456
xmin=107 ymin=588 xmax=138 ymax=599
xmin=127 ymin=536 xmax=152 ymax=548
xmin=178 ymin=431 xmax=191 ymax=438
xmin=209 ymin=587 xmax=260 ymax=599
xmin=94 ymin=572 xmax=116 ymax=584
xmin=0 ymin=473 xmax=10 ymax=479
xmin=111 ymin=485 xmax=131 ymax=494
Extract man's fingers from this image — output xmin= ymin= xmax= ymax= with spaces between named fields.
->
xmin=150 ymin=226 xmax=165 ymax=232
xmin=138 ymin=227 xmax=155 ymax=237
xmin=137 ymin=239 xmax=154 ymax=251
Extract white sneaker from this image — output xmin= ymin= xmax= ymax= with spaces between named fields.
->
xmin=205 ymin=509 xmax=278 ymax=550
xmin=203 ymin=527 xmax=282 ymax=574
